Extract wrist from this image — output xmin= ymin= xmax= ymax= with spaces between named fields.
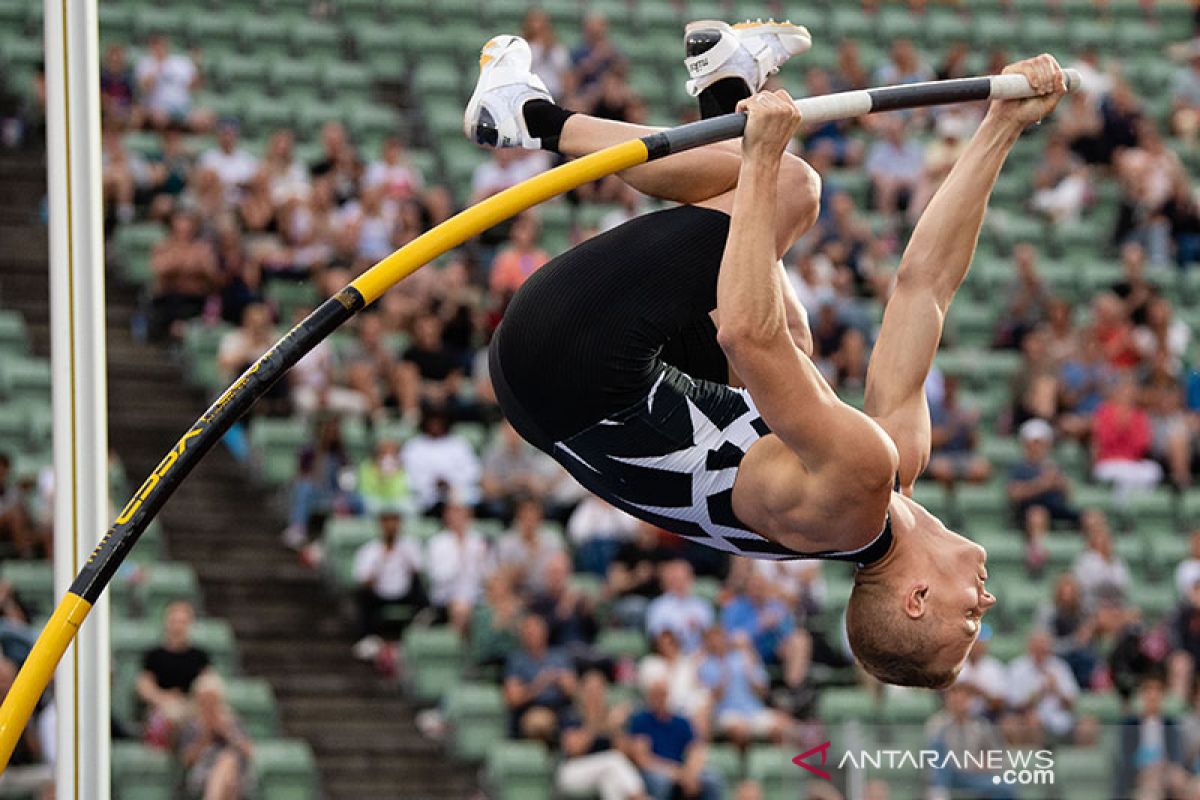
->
xmin=979 ymin=110 xmax=1025 ymax=144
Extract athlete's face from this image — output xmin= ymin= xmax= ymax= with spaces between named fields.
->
xmin=915 ymin=526 xmax=997 ymax=676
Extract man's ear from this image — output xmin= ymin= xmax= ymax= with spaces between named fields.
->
xmin=904 ymin=583 xmax=929 ymax=620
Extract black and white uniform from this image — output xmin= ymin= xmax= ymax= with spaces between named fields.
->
xmin=490 ymin=205 xmax=891 ymax=565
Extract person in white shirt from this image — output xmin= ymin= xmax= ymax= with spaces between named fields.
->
xmin=135 ymin=34 xmax=212 ymax=131
xmin=645 ymin=560 xmax=713 ymax=654
xmin=1072 ymin=514 xmax=1131 ymax=608
xmin=1175 ymin=530 xmax=1200 ymax=600
xmin=1007 ymin=629 xmax=1080 ymax=742
xmin=494 ymin=496 xmax=564 ymax=594
xmin=424 ymin=500 xmax=491 ymax=635
xmin=198 ymin=120 xmax=260 ymax=204
xmin=567 ymin=495 xmax=638 ymax=576
xmin=954 ymin=628 xmax=1009 ymax=720
xmin=363 ymin=136 xmax=424 ymax=202
xmin=638 ymin=628 xmax=709 ymax=733
xmin=351 ymin=508 xmax=425 ymax=659
xmin=400 ymin=409 xmax=482 ymax=512
xmin=470 ymin=147 xmax=550 ymax=205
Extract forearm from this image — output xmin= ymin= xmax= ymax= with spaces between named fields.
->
xmin=899 ymin=113 xmax=1022 ymax=310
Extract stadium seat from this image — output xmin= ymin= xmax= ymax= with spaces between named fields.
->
xmin=819 ymin=687 xmax=882 ymax=724
xmin=1075 ymin=690 xmax=1123 ymax=724
xmin=746 ymin=745 xmax=804 ymax=800
xmin=446 ymin=682 xmax=506 ymax=761
xmin=110 ymin=741 xmax=175 ymax=800
xmin=290 ymin=19 xmax=343 ymax=60
xmin=254 ymin=739 xmax=320 ymax=800
xmin=595 ymin=628 xmax=649 ymax=660
xmin=0 ymin=560 xmax=53 ymax=618
xmin=0 ymin=310 xmax=29 ymax=358
xmin=1052 ymin=746 xmax=1113 ymax=799
xmin=403 ymin=625 xmax=465 ymax=701
xmin=486 ymin=741 xmax=553 ymax=800
xmin=226 ymin=676 xmax=281 ymax=738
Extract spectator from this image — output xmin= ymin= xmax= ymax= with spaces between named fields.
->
xmin=470 ymin=147 xmax=550 ymax=206
xmin=569 ymin=12 xmax=625 ymax=101
xmin=1087 ymin=292 xmax=1140 ymax=372
xmin=489 ymin=213 xmax=550 ymax=295
xmin=496 ymin=497 xmax=565 ymax=594
xmin=567 ymin=495 xmax=638 ymax=576
xmin=697 ymin=626 xmax=786 ymax=749
xmin=926 ymin=683 xmax=1014 ymax=800
xmin=1146 ymin=379 xmax=1194 ymax=489
xmin=1164 ymin=175 xmax=1200 ymax=269
xmin=0 ymin=452 xmax=35 ymax=558
xmin=137 ymin=601 xmax=212 ymax=747
xmin=470 ymin=572 xmax=525 ymax=670
xmin=1092 ymin=377 xmax=1164 ymax=503
xmin=1115 ymin=675 xmax=1188 ymax=799
xmin=0 ymin=657 xmax=52 ymax=795
xmin=1011 ymin=328 xmax=1061 ymax=427
xmin=149 ymin=210 xmax=218 ymax=339
xmin=556 ymin=670 xmax=646 ymax=800
xmin=1170 ymin=40 xmax=1200 ymax=142
xmin=479 ymin=421 xmax=559 ymax=519
xmin=356 ymin=438 xmax=412 ymax=515
xmin=874 ymin=38 xmax=934 ymax=86
xmin=395 ymin=316 xmax=464 ymax=420
xmin=197 ymin=119 xmax=258 ymax=202
xmin=720 ymin=570 xmax=809 ymax=693
xmin=1007 ymin=419 xmax=1080 ymax=570
xmin=1111 ymin=242 xmax=1158 ymax=327
xmin=645 ymin=560 xmax=713 ymax=654
xmin=504 ymin=613 xmax=577 ymax=741
xmin=425 ymin=499 xmax=490 ymax=635
xmin=399 ymin=408 xmax=481 ymax=513
xmin=956 ymin=630 xmax=1010 ymax=720
xmin=1031 ymin=135 xmax=1090 ymax=225
xmin=363 ymin=136 xmax=423 ymax=202
xmin=810 ymin=300 xmax=866 ymax=390
xmin=864 ymin=115 xmax=924 ymax=217
xmin=134 ymin=33 xmax=211 ymax=132
xmin=216 ymin=302 xmax=276 ymax=384
xmin=627 ymin=676 xmax=723 ymax=800
xmin=1036 ymin=573 xmax=1099 ymax=688
xmin=178 ymin=673 xmax=255 ymax=800
xmin=925 ymin=375 xmax=991 ymax=490
xmin=260 ymin=129 xmax=310 ymax=205
xmin=529 ymin=551 xmax=599 ymax=655
xmin=100 ymin=43 xmax=139 ymax=128
xmin=1073 ymin=512 xmax=1131 ymax=608
xmin=351 ymin=508 xmax=426 ymax=659
xmin=608 ymin=522 xmax=669 ymax=628
xmin=523 ymin=8 xmax=572 ymax=99
xmin=639 ymin=629 xmax=707 ymax=730
xmin=1176 ymin=531 xmax=1200 ymax=600
xmin=1170 ymin=578 xmax=1200 ymax=699
xmin=994 ymin=243 xmax=1053 ymax=350
xmin=801 ymin=68 xmax=864 ymax=167
xmin=1135 ymin=296 xmax=1191 ymax=377
xmin=909 ymin=111 xmax=970 ymax=220
xmin=1007 ymin=629 xmax=1082 ymax=744
xmin=282 ymin=415 xmax=360 ymax=549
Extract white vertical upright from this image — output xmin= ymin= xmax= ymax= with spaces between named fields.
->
xmin=44 ymin=0 xmax=111 ymax=796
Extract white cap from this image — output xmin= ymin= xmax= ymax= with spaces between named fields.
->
xmin=1019 ymin=418 xmax=1053 ymax=444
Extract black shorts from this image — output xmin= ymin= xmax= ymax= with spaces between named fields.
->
xmin=490 ymin=204 xmax=732 ymax=450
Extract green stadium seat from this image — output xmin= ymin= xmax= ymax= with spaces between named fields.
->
xmin=973 ymin=14 xmax=1020 ymax=48
xmin=290 ymin=19 xmax=343 ymax=60
xmin=403 ymin=625 xmax=464 ymax=701
xmin=1130 ymin=581 xmax=1176 ymax=622
xmin=2 ymin=358 xmax=51 ymax=405
xmin=1075 ymin=690 xmax=1124 ymax=723
xmin=186 ymin=13 xmax=241 ymax=51
xmin=268 ymin=58 xmax=323 ymax=96
xmin=705 ymin=743 xmax=744 ymax=787
xmin=346 ymin=103 xmax=402 ymax=144
xmin=979 ymin=436 xmax=1022 ymax=472
xmin=486 ymin=741 xmax=553 ymax=800
xmin=235 ymin=14 xmax=293 ymax=56
xmin=131 ymin=6 xmax=189 ymax=40
xmin=110 ymin=741 xmax=175 ymax=800
xmin=595 ymin=627 xmax=649 ymax=660
xmin=1052 ymin=745 xmax=1113 ymax=800
xmin=226 ymin=676 xmax=281 ymax=738
xmin=446 ymin=682 xmax=506 ymax=761
xmin=988 ymin=631 xmax=1027 ymax=662
xmin=265 ymin=280 xmax=320 ymax=320
xmin=0 ymin=560 xmax=53 ymax=618
xmin=1120 ymin=490 xmax=1176 ymax=532
xmin=955 ymin=481 xmax=1008 ymax=519
xmin=883 ymin=691 xmax=940 ymax=724
xmin=877 ymin=6 xmax=924 ymax=43
xmin=923 ymin=9 xmax=971 ymax=47
xmin=253 ymin=739 xmax=319 ymax=800
xmin=746 ymin=745 xmax=804 ymax=800
xmin=144 ymin=562 xmax=203 ymax=619
xmin=819 ymin=687 xmax=882 ymax=724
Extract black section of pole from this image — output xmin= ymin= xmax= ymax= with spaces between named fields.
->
xmin=865 ymin=76 xmax=993 ymax=113
xmin=644 ymin=112 xmax=749 ymax=160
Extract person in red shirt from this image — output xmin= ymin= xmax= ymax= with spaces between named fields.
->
xmin=1088 ymin=293 xmax=1140 ymax=370
xmin=489 ymin=213 xmax=550 ymax=295
xmin=1092 ymin=377 xmax=1163 ymax=503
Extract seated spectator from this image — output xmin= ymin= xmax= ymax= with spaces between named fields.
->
xmin=810 ymin=301 xmax=866 ymax=390
xmin=351 ymin=508 xmax=426 ymax=660
xmin=470 ymin=147 xmax=550 ymax=207
xmin=639 ymin=630 xmax=707 ymax=732
xmin=568 ymin=495 xmax=638 ymax=576
xmin=697 ymin=627 xmax=785 ymax=749
xmin=909 ymin=111 xmax=970 ymax=221
xmin=1164 ymin=175 xmax=1200 ymax=269
xmin=135 ymin=33 xmax=211 ymax=132
xmin=1031 ymin=135 xmax=1090 ymax=224
xmin=926 ymin=375 xmax=991 ymax=490
xmin=926 ymin=683 xmax=1014 ymax=799
xmin=874 ymin=38 xmax=934 ymax=86
xmin=627 ymin=677 xmax=723 ymax=800
xmin=1044 ymin=297 xmax=1080 ymax=366
xmin=523 ymin=8 xmax=571 ymax=98
xmin=1135 ymin=297 xmax=1191 ymax=378
xmin=720 ymin=571 xmax=808 ymax=692
xmin=394 ymin=315 xmax=464 ymax=420
xmin=956 ymin=630 xmax=1010 ymax=720
xmin=100 ymin=43 xmax=139 ymax=128
xmin=864 ymin=115 xmax=924 ymax=217
xmin=645 ymin=560 xmax=713 ymax=654
xmin=801 ymin=68 xmax=864 ymax=167
xmin=0 ymin=452 xmax=35 ymax=558
xmin=1007 ymin=419 xmax=1081 ymax=570
xmin=1011 ymin=328 xmax=1061 ymax=426
xmin=283 ymin=416 xmax=360 ymax=549
xmin=260 ymin=128 xmax=309 ymax=205
xmin=569 ymin=12 xmax=625 ymax=101
xmin=1177 ymin=531 xmax=1200 ymax=600
xmin=529 ymin=551 xmax=598 ymax=657
xmin=400 ymin=408 xmax=481 ymax=513
xmin=1087 ymin=292 xmax=1140 ymax=371
xmin=1111 ymin=242 xmax=1159 ymax=327
xmin=497 ymin=497 xmax=565 ymax=593
xmin=216 ymin=302 xmax=276 ymax=384
xmin=556 ymin=670 xmax=646 ymax=800
xmin=1074 ymin=513 xmax=1131 ymax=608
xmin=425 ymin=499 xmax=490 ymax=635
xmin=356 ymin=439 xmax=412 ymax=515
xmin=1092 ymin=377 xmax=1164 ymax=503
xmin=1007 ymin=629 xmax=1082 ymax=745
xmin=504 ymin=613 xmax=577 ymax=742
xmin=363 ymin=136 xmax=423 ymax=202
xmin=993 ymin=243 xmax=1052 ymax=350
xmin=480 ymin=421 xmax=558 ymax=520
xmin=489 ymin=213 xmax=550 ymax=295
xmin=137 ymin=601 xmax=212 ymax=747
xmin=1116 ymin=675 xmax=1188 ymax=799
xmin=608 ymin=522 xmax=669 ymax=629
xmin=1146 ymin=379 xmax=1194 ymax=490
xmin=470 ymin=572 xmax=525 ymax=670
xmin=198 ymin=119 xmax=258 ymax=204
xmin=1171 ymin=40 xmax=1200 ymax=142
xmin=1036 ymin=573 xmax=1099 ymax=688
xmin=149 ymin=210 xmax=218 ymax=339
xmin=178 ymin=673 xmax=255 ymax=800
xmin=1059 ymin=334 xmax=1119 ymax=433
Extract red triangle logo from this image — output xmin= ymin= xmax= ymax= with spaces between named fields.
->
xmin=792 ymin=740 xmax=832 ymax=780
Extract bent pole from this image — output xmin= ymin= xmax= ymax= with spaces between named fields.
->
xmin=0 ymin=68 xmax=1080 ymax=769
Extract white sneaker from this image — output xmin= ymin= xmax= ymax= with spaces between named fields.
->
xmin=352 ymin=635 xmax=383 ymax=661
xmin=464 ymin=35 xmax=554 ymax=149
xmin=684 ymin=19 xmax=812 ymax=98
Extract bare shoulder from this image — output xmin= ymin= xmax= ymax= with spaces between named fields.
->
xmin=733 ymin=433 xmax=892 ymax=553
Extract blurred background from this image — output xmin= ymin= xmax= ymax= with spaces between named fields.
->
xmin=3 ymin=0 xmax=1200 ymax=797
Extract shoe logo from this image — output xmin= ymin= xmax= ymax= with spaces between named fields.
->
xmin=688 ymin=58 xmax=708 ymax=74
xmin=792 ymin=741 xmax=832 ymax=780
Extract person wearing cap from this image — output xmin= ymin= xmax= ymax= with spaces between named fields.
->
xmin=1008 ymin=418 xmax=1081 ymax=571
xmin=351 ymin=507 xmax=426 ymax=661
